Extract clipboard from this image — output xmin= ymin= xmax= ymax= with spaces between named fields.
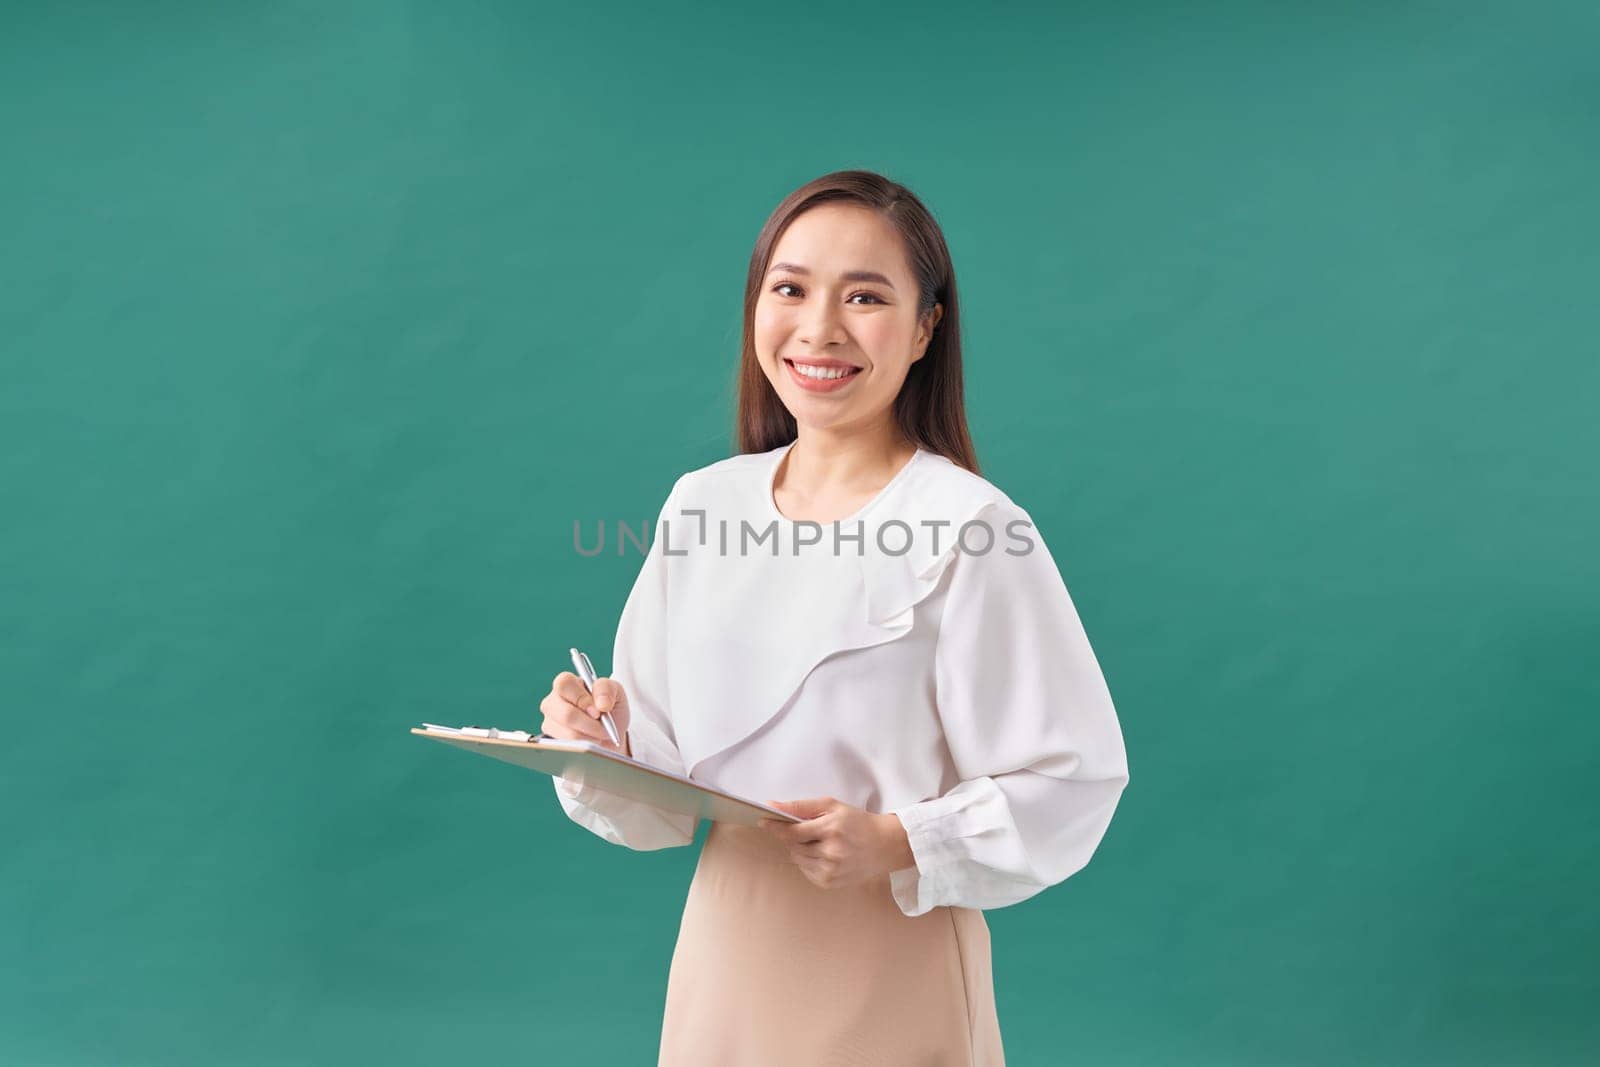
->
xmin=410 ymin=726 xmax=804 ymax=827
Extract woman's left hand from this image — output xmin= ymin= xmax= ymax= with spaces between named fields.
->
xmin=757 ymin=797 xmax=916 ymax=890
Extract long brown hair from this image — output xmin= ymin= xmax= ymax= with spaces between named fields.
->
xmin=733 ymin=169 xmax=980 ymax=475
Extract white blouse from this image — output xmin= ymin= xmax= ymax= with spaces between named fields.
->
xmin=553 ymin=440 xmax=1130 ymax=918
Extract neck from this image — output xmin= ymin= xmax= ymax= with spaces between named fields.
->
xmin=784 ymin=422 xmax=917 ymax=496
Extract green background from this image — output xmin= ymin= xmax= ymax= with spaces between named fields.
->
xmin=3 ymin=2 xmax=1596 ymax=1063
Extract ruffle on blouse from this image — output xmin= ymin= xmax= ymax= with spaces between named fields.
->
xmin=661 ymin=443 xmax=1012 ymax=780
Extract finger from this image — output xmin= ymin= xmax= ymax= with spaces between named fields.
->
xmin=783 ymin=814 xmax=832 ymax=838
xmin=539 ymin=711 xmax=603 ymax=744
xmin=591 ymin=677 xmax=627 ymax=716
xmin=538 ymin=691 xmax=576 ymax=728
xmin=552 ymin=672 xmax=596 ymax=715
xmin=549 ymin=699 xmax=610 ymax=743
xmin=774 ymin=822 xmax=825 ymax=845
xmin=764 ymin=803 xmax=822 ymax=838
xmin=773 ymin=797 xmax=836 ymax=822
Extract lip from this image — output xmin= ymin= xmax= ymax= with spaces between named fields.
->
xmin=786 ymin=356 xmax=862 ymax=370
xmin=783 ymin=357 xmax=863 ymax=394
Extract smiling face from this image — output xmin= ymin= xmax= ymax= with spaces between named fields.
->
xmin=754 ymin=203 xmax=943 ymax=438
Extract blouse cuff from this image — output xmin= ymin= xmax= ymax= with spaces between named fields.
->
xmin=887 ymin=794 xmax=969 ymax=917
xmin=551 ymin=726 xmax=696 ymax=849
xmin=551 ymin=773 xmax=628 ymax=842
xmin=552 ymin=724 xmax=642 ymax=819
xmin=887 ymin=777 xmax=1068 ymax=917
xmin=551 ymin=721 xmax=650 ymax=795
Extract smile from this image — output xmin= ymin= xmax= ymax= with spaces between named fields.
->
xmin=785 ymin=359 xmax=863 ymax=393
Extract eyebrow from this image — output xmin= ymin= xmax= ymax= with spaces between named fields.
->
xmin=766 ymin=262 xmax=896 ymax=290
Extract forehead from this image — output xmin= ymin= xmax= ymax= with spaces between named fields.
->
xmin=769 ymin=204 xmax=910 ymax=278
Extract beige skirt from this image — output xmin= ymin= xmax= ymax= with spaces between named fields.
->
xmin=658 ymin=820 xmax=1005 ymax=1066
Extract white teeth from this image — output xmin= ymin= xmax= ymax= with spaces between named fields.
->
xmin=793 ymin=362 xmax=856 ymax=380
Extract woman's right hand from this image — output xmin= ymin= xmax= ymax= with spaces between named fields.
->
xmin=540 ymin=672 xmax=631 ymax=756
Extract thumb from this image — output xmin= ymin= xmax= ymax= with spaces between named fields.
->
xmin=591 ymin=677 xmax=626 ymax=714
xmin=769 ymin=797 xmax=834 ymax=820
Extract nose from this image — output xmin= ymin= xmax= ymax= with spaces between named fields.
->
xmin=798 ymin=297 xmax=848 ymax=348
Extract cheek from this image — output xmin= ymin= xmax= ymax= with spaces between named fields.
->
xmin=859 ymin=321 xmax=914 ymax=375
xmin=752 ymin=304 xmax=787 ymax=353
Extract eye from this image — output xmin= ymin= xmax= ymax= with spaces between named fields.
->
xmin=770 ymin=282 xmax=886 ymax=305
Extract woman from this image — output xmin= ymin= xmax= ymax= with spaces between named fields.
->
xmin=540 ymin=169 xmax=1130 ymax=1065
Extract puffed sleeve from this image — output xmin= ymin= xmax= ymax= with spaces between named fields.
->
xmin=551 ymin=479 xmax=699 ymax=850
xmin=887 ymin=501 xmax=1130 ymax=916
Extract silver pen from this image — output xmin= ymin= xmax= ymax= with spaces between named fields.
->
xmin=569 ymin=647 xmax=622 ymax=748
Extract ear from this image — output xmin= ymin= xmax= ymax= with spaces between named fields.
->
xmin=911 ymin=303 xmax=944 ymax=364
